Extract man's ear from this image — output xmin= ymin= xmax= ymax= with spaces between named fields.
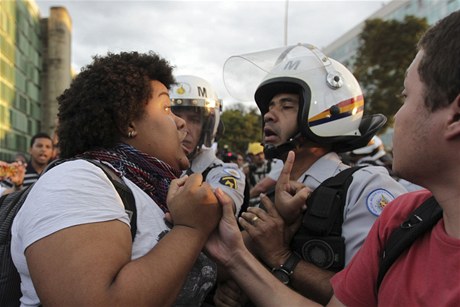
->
xmin=445 ymin=94 xmax=460 ymax=140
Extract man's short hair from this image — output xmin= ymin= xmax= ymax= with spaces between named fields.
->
xmin=30 ymin=132 xmax=52 ymax=147
xmin=417 ymin=10 xmax=460 ymax=111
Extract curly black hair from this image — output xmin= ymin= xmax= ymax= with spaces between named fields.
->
xmin=57 ymin=51 xmax=175 ymax=158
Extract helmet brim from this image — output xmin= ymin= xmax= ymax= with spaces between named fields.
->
xmin=331 ymin=114 xmax=387 ymax=153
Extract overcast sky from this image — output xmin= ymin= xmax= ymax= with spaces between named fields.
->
xmin=36 ymin=0 xmax=390 ymax=108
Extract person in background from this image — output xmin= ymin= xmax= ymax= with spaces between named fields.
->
xmin=207 ymin=10 xmax=460 ymax=307
xmin=236 ymin=153 xmax=246 ymax=169
xmin=23 ymin=132 xmax=53 ymax=187
xmin=14 ymin=152 xmax=28 ymax=165
xmin=170 ymin=75 xmax=246 ymax=216
xmin=249 ymin=158 xmax=283 ymax=199
xmin=222 ymin=151 xmax=238 ymax=164
xmin=11 ymin=51 xmax=222 ymax=306
xmin=246 ymin=142 xmax=273 ymax=191
xmin=347 ymin=135 xmax=392 ymax=169
xmin=0 ymin=160 xmax=26 ymax=196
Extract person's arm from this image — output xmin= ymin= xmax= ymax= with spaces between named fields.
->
xmin=250 ymin=176 xmax=277 ymax=198
xmin=9 ymin=161 xmax=26 ymax=188
xmin=206 ymin=164 xmax=246 ymax=215
xmin=0 ymin=161 xmax=26 ymax=195
xmin=240 ymin=196 xmax=335 ymax=305
xmin=206 ymin=188 xmax=344 ymax=307
xmin=239 ymin=151 xmax=333 ymax=304
xmin=25 ymin=173 xmax=221 ymax=306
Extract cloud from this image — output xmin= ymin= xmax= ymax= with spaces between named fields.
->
xmin=37 ymin=0 xmax=389 ymax=107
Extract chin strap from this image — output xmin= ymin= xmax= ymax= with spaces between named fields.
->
xmin=263 ymin=133 xmax=302 ymax=160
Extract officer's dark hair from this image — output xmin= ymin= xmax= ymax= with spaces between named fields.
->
xmin=417 ymin=10 xmax=460 ymax=111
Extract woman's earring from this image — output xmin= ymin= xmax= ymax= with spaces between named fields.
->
xmin=128 ymin=131 xmax=134 ymax=138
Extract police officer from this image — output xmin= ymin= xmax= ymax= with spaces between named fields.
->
xmin=170 ymin=75 xmax=246 ymax=215
xmin=246 ymin=142 xmax=271 ymax=188
xmin=348 ymin=135 xmax=393 ymax=169
xmin=217 ymin=43 xmax=407 ymax=305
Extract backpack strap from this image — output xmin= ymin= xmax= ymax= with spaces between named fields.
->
xmin=0 ymin=185 xmax=34 ymax=243
xmin=44 ymin=159 xmax=137 ymax=241
xmin=85 ymin=160 xmax=137 ymax=241
xmin=201 ymin=163 xmax=222 ymax=180
xmin=376 ymin=196 xmax=442 ymax=291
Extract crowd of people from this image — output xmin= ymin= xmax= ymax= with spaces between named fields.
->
xmin=1 ymin=10 xmax=458 ymax=307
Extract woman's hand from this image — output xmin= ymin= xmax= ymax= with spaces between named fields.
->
xmin=167 ymin=174 xmax=222 ymax=236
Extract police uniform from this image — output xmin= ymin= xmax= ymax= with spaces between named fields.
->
xmin=298 ymin=152 xmax=407 ymax=265
xmin=266 ymin=158 xmax=283 ymax=181
xmin=187 ymin=147 xmax=246 ymax=215
xmin=248 ymin=160 xmax=269 ymax=186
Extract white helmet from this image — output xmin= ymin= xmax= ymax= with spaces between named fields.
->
xmin=350 ymin=136 xmax=391 ymax=167
xmin=224 ymin=43 xmax=386 ymax=159
xmin=170 ymin=75 xmax=223 ymax=157
xmin=352 ymin=135 xmax=384 ymax=156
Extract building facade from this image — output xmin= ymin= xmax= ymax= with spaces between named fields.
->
xmin=0 ymin=0 xmax=71 ymax=161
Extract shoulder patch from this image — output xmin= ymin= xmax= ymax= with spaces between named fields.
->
xmin=366 ymin=189 xmax=395 ymax=216
xmin=223 ymin=167 xmax=241 ymax=179
xmin=219 ymin=176 xmax=238 ymax=190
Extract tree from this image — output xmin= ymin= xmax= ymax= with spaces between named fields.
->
xmin=353 ymin=16 xmax=429 ymax=130
xmin=219 ymin=103 xmax=262 ymax=154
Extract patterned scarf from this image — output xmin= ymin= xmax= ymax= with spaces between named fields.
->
xmin=78 ymin=143 xmax=182 ymax=213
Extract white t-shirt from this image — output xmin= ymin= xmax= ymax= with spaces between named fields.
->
xmin=11 ymin=160 xmax=216 ymax=307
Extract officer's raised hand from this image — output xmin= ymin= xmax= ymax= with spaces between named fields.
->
xmin=274 ymin=151 xmax=310 ymax=224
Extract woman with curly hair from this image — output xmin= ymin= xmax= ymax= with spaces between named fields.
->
xmin=11 ymin=51 xmax=226 ymax=306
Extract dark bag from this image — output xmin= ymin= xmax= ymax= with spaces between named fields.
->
xmin=0 ymin=159 xmax=136 ymax=307
xmin=291 ymin=166 xmax=364 ymax=272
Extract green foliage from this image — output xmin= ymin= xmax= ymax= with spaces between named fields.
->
xmin=353 ymin=16 xmax=429 ymax=130
xmin=219 ymin=103 xmax=262 ymax=154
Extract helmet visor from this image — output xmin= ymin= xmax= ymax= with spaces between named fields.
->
xmin=223 ymin=44 xmax=320 ymax=102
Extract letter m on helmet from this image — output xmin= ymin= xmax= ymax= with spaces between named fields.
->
xmin=197 ymin=86 xmax=208 ymax=97
xmin=284 ymin=60 xmax=300 ymax=70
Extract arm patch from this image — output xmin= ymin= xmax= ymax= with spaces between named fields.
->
xmin=219 ymin=176 xmax=238 ymax=189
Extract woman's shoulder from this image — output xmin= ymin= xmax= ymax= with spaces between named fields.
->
xmin=39 ymin=159 xmax=114 ymax=185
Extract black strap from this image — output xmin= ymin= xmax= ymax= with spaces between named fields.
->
xmin=186 ymin=163 xmax=223 ymax=179
xmin=376 ymin=196 xmax=442 ymax=291
xmin=86 ymin=160 xmax=137 ymax=241
xmin=201 ymin=163 xmax=222 ymax=180
xmin=43 ymin=159 xmax=137 ymax=241
xmin=302 ymin=166 xmax=364 ymax=235
xmin=0 ymin=185 xmax=34 ymax=243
